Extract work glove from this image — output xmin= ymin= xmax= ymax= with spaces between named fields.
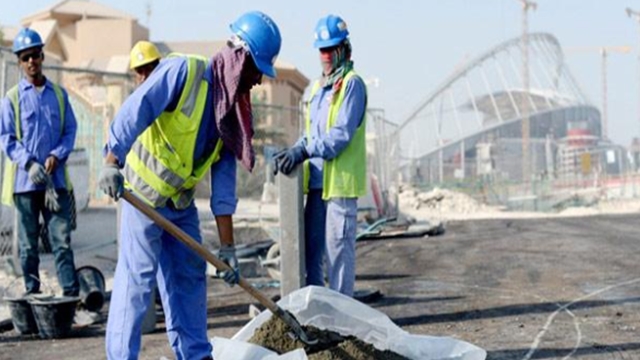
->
xmin=27 ymin=161 xmax=47 ymax=185
xmin=274 ymin=145 xmax=309 ymax=176
xmin=98 ymin=164 xmax=124 ymax=201
xmin=44 ymin=176 xmax=60 ymax=213
xmin=271 ymin=149 xmax=287 ymax=176
xmin=217 ymin=244 xmax=239 ymax=286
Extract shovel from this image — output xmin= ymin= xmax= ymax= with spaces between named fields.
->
xmin=122 ymin=191 xmax=317 ymax=345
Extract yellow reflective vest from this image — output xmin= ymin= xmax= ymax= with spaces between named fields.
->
xmin=1 ymin=83 xmax=70 ymax=206
xmin=303 ymin=70 xmax=367 ymax=200
xmin=124 ymin=54 xmax=222 ymax=209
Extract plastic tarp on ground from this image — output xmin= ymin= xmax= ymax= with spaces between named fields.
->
xmin=211 ymin=286 xmax=486 ymax=360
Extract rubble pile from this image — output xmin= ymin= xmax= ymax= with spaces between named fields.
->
xmin=399 ymin=186 xmax=485 ymax=214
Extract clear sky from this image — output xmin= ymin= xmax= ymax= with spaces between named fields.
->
xmin=2 ymin=0 xmax=639 ymax=146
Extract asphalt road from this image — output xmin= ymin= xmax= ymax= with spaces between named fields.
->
xmin=1 ymin=210 xmax=640 ymax=359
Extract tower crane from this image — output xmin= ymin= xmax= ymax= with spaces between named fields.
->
xmin=565 ymin=46 xmax=632 ymax=140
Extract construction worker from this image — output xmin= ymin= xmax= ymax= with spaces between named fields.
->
xmin=98 ymin=11 xmax=281 ymax=360
xmin=129 ymin=40 xmax=162 ymax=86
xmin=0 ymin=28 xmax=79 ymax=297
xmin=274 ymin=15 xmax=367 ymax=297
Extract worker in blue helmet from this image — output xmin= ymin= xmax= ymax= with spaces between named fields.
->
xmin=274 ymin=15 xmax=367 ymax=297
xmin=0 ymin=28 xmax=80 ymax=299
xmin=99 ymin=11 xmax=281 ymax=360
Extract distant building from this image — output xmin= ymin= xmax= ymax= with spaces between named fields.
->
xmin=1 ymin=0 xmax=309 ymax=201
xmin=1 ymin=0 xmax=309 ymax=146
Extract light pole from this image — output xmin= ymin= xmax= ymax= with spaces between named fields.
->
xmin=517 ymin=0 xmax=537 ymax=184
xmin=601 ymin=47 xmax=609 ymax=140
xmin=626 ymin=7 xmax=640 ymax=138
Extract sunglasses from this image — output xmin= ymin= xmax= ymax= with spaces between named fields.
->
xmin=19 ymin=52 xmax=42 ymax=63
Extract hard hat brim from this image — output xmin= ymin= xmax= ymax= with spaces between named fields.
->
xmin=14 ymin=43 xmax=44 ymax=55
xmin=254 ymin=57 xmax=276 ymax=78
xmin=314 ymin=38 xmax=344 ymax=49
xmin=130 ymin=58 xmax=157 ymax=70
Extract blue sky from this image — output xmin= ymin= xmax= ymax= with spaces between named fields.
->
xmin=2 ymin=0 xmax=639 ymax=146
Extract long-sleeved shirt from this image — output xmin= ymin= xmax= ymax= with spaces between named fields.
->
xmin=105 ymin=57 xmax=237 ymax=215
xmin=0 ymin=78 xmax=77 ymax=192
xmin=303 ymin=76 xmax=367 ymax=190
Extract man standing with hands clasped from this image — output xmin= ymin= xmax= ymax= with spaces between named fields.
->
xmin=0 ymin=28 xmax=79 ymax=298
xmin=275 ymin=14 xmax=367 ymax=297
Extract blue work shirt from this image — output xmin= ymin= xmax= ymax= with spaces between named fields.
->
xmin=106 ymin=57 xmax=237 ymax=215
xmin=303 ymin=76 xmax=367 ymax=190
xmin=0 ymin=78 xmax=77 ymax=192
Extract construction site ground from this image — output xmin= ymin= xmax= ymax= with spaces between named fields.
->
xmin=1 ymin=199 xmax=640 ymax=359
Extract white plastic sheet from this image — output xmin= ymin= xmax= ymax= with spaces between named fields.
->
xmin=212 ymin=286 xmax=486 ymax=360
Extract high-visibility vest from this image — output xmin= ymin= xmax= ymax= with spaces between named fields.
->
xmin=303 ymin=70 xmax=367 ymax=199
xmin=123 ymin=54 xmax=223 ymax=209
xmin=1 ymin=82 xmax=71 ymax=205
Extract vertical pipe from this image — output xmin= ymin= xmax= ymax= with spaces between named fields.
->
xmin=601 ymin=48 xmax=608 ymax=139
xmin=521 ymin=1 xmax=532 ymax=185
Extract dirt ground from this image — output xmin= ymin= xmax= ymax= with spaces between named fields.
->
xmin=2 ymin=208 xmax=640 ymax=359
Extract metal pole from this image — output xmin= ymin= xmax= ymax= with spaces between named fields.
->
xmin=626 ymin=8 xmax=640 ymax=139
xmin=1 ymin=58 xmax=22 ymax=276
xmin=601 ymin=48 xmax=608 ymax=139
xmin=518 ymin=0 xmax=537 ymax=185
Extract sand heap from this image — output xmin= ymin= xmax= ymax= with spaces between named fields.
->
xmin=399 ymin=186 xmax=485 ymax=214
xmin=249 ymin=315 xmax=408 ymax=360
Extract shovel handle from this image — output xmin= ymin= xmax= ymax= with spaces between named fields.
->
xmin=122 ymin=191 xmax=282 ymax=315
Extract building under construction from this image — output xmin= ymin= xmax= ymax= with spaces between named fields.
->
xmin=397 ymin=33 xmax=632 ymax=206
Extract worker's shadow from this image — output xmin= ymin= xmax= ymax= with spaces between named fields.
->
xmin=486 ymin=342 xmax=640 ymax=359
xmin=391 ymin=296 xmax=640 ymax=326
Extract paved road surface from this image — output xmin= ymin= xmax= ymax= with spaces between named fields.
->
xmin=1 ymin=208 xmax=639 ymax=360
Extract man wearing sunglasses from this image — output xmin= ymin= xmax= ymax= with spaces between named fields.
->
xmin=0 ymin=28 xmax=80 ymax=299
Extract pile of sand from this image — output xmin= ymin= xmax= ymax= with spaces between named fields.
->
xmin=248 ymin=315 xmax=409 ymax=360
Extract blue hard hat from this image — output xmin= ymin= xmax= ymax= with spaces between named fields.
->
xmin=230 ymin=11 xmax=282 ymax=78
xmin=13 ymin=28 xmax=44 ymax=54
xmin=314 ymin=15 xmax=349 ymax=49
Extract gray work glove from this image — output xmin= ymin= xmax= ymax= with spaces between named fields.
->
xmin=274 ymin=145 xmax=308 ymax=176
xmin=98 ymin=164 xmax=124 ymax=201
xmin=217 ymin=245 xmax=239 ymax=286
xmin=44 ymin=176 xmax=60 ymax=212
xmin=27 ymin=161 xmax=47 ymax=185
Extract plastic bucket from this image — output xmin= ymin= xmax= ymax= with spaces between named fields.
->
xmin=76 ymin=265 xmax=105 ymax=312
xmin=29 ymin=296 xmax=80 ymax=339
xmin=4 ymin=297 xmax=38 ymax=335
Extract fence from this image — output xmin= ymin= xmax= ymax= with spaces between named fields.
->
xmin=405 ymin=133 xmax=639 ymax=212
xmin=0 ymin=46 xmax=134 ymax=255
xmin=0 ymin=46 xmax=402 ymax=256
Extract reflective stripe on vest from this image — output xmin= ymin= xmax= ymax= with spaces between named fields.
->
xmin=124 ymin=55 xmax=223 ymax=209
xmin=303 ymin=71 xmax=367 ymax=199
xmin=1 ymin=83 xmax=68 ymax=206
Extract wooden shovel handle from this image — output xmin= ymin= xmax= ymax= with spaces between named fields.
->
xmin=121 ymin=191 xmax=281 ymax=314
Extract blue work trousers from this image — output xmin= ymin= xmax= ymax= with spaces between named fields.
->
xmin=14 ymin=191 xmax=79 ymax=296
xmin=305 ymin=190 xmax=358 ymax=296
xmin=105 ymin=200 xmax=211 ymax=360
